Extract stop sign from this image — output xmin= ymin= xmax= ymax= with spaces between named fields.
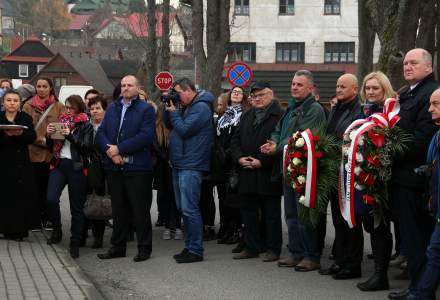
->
xmin=155 ymin=71 xmax=174 ymax=90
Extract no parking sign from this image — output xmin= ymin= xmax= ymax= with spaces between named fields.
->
xmin=227 ymin=62 xmax=253 ymax=87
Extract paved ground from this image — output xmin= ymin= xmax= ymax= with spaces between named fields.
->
xmin=56 ymin=190 xmax=414 ymax=300
xmin=0 ymin=231 xmax=103 ymax=300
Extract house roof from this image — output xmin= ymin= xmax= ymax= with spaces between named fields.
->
xmin=95 ymin=12 xmax=179 ymax=38
xmin=1 ymin=38 xmax=55 ymax=63
xmin=69 ymin=14 xmax=91 ymax=30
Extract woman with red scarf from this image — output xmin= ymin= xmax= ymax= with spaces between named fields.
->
xmin=22 ymin=78 xmax=64 ymax=229
xmin=46 ymin=95 xmax=94 ymax=259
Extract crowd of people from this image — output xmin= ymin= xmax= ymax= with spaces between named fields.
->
xmin=0 ymin=47 xmax=439 ymax=299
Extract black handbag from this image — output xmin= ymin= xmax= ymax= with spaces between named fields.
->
xmin=83 ymin=193 xmax=112 ymax=220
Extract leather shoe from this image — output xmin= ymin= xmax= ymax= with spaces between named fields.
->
xmin=133 ymin=252 xmax=150 ymax=262
xmin=173 ymin=248 xmax=189 ymax=260
xmin=294 ymin=259 xmax=320 ymax=272
xmin=233 ymin=250 xmax=259 ymax=260
xmin=175 ymin=252 xmax=203 ymax=263
xmin=97 ymin=249 xmax=126 ymax=260
xmin=388 ymin=289 xmax=409 ymax=299
xmin=332 ymin=267 xmax=362 ymax=280
xmin=319 ymin=263 xmax=342 ymax=275
xmin=261 ymin=251 xmax=279 ymax=262
xmin=277 ymin=257 xmax=300 ymax=267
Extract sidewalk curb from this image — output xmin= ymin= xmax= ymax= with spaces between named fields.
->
xmin=41 ymin=232 xmax=106 ymax=300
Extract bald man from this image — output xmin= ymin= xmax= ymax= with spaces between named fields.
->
xmin=96 ymin=75 xmax=156 ymax=263
xmin=389 ymin=49 xmax=439 ymax=300
xmin=320 ymin=73 xmax=363 ymax=280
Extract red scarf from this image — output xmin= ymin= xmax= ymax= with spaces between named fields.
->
xmin=52 ymin=113 xmax=89 ymax=159
xmin=31 ymin=95 xmax=56 ymax=112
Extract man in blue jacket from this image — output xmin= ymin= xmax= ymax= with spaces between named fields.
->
xmin=164 ymin=77 xmax=214 ymax=263
xmin=95 ymin=75 xmax=156 ymax=262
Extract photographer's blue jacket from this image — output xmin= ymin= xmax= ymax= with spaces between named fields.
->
xmin=164 ymin=90 xmax=214 ymax=172
xmin=96 ymin=96 xmax=156 ymax=172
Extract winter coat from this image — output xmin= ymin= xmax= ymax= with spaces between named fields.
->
xmin=326 ymin=96 xmax=362 ymax=140
xmin=392 ymin=73 xmax=438 ymax=188
xmin=22 ymin=101 xmax=64 ymax=163
xmin=270 ymin=94 xmax=327 ymax=179
xmin=0 ymin=111 xmax=40 ymax=234
xmin=96 ymin=97 xmax=156 ymax=172
xmin=230 ymin=101 xmax=284 ymax=196
xmin=164 ymin=90 xmax=215 ymax=172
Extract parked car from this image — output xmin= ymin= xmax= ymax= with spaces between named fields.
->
xmin=58 ymin=85 xmax=93 ymax=104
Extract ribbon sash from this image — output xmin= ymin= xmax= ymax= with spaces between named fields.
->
xmin=300 ymin=129 xmax=317 ymax=208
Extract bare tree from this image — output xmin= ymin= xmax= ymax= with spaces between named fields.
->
xmin=161 ymin=0 xmax=171 ymax=71
xmin=192 ymin=0 xmax=230 ymax=96
xmin=357 ymin=0 xmax=375 ymax=81
xmin=145 ymin=0 xmax=158 ymax=92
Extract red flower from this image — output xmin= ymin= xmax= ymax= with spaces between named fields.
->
xmin=368 ymin=130 xmax=385 ymax=148
xmin=359 ymin=171 xmax=375 ymax=186
xmin=367 ymin=154 xmax=380 ymax=168
xmin=291 ymin=152 xmax=302 ymax=158
xmin=303 ymin=145 xmax=308 ymax=151
xmin=315 ymin=152 xmax=323 ymax=158
xmin=304 ymin=152 xmax=308 ymax=158
xmin=299 ymin=166 xmax=306 ymax=174
xmin=313 ymin=135 xmax=321 ymax=142
xmin=363 ymin=194 xmax=375 ymax=205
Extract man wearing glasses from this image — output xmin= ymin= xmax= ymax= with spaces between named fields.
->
xmin=261 ymin=70 xmax=327 ymax=271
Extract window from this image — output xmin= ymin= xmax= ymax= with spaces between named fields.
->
xmin=18 ymin=64 xmax=28 ymax=77
xmin=324 ymin=42 xmax=355 ymax=63
xmin=279 ymin=0 xmax=295 ymax=15
xmin=54 ymin=77 xmax=67 ymax=90
xmin=276 ymin=43 xmax=305 ymax=63
xmin=234 ymin=0 xmax=249 ymax=15
xmin=37 ymin=64 xmax=45 ymax=73
xmin=228 ymin=43 xmax=256 ymax=62
xmin=324 ymin=0 xmax=340 ymax=15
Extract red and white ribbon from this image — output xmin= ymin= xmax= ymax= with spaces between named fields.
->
xmin=301 ymin=129 xmax=317 ymax=208
xmin=339 ymin=98 xmax=401 ymax=228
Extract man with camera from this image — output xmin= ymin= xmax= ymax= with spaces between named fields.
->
xmin=96 ymin=75 xmax=156 ymax=262
xmin=164 ymin=77 xmax=215 ymax=263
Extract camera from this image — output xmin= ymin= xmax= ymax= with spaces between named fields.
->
xmin=414 ymin=164 xmax=432 ymax=177
xmin=160 ymin=88 xmax=180 ymax=105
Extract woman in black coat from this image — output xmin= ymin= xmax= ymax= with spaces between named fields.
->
xmin=0 ymin=90 xmax=38 ymax=240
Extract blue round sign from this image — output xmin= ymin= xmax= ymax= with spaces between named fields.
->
xmin=227 ymin=62 xmax=253 ymax=87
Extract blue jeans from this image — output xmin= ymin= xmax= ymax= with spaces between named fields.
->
xmin=414 ymin=224 xmax=440 ymax=299
xmin=172 ymin=169 xmax=203 ymax=257
xmin=283 ymin=183 xmax=320 ymax=263
xmin=47 ymin=159 xmax=87 ymax=244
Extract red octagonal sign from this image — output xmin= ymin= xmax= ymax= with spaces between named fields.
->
xmin=155 ymin=71 xmax=174 ymax=90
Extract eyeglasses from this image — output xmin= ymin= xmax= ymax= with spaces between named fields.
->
xmin=231 ymin=90 xmax=243 ymax=96
xmin=251 ymin=91 xmax=269 ymax=99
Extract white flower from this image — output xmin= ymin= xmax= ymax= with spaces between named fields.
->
xmin=354 ymin=166 xmax=362 ymax=176
xmin=292 ymin=158 xmax=301 ymax=166
xmin=355 ymin=183 xmax=365 ymax=191
xmin=297 ymin=175 xmax=306 ymax=185
xmin=342 ymin=146 xmax=350 ymax=157
xmin=299 ymin=195 xmax=306 ymax=205
xmin=356 ymin=153 xmax=364 ymax=163
xmin=349 ymin=130 xmax=357 ymax=141
xmin=295 ymin=137 xmax=305 ymax=148
xmin=343 ymin=133 xmax=351 ymax=142
xmin=287 ymin=165 xmax=293 ymax=172
xmin=358 ymin=136 xmax=365 ymax=146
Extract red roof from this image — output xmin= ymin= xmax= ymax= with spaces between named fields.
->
xmin=2 ymin=56 xmax=52 ymax=63
xmin=70 ymin=14 xmax=91 ymax=30
xmin=96 ymin=12 xmax=177 ymax=38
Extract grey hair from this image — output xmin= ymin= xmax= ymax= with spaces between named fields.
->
xmin=294 ymin=70 xmax=314 ymax=85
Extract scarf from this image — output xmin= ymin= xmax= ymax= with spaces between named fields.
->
xmin=253 ymin=103 xmax=272 ymax=127
xmin=217 ymin=104 xmax=242 ymax=135
xmin=30 ymin=94 xmax=56 ymax=112
xmin=52 ymin=113 xmax=89 ymax=159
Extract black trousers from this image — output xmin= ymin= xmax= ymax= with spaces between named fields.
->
xmin=240 ymin=195 xmax=282 ymax=255
xmin=32 ymin=162 xmax=50 ymax=224
xmin=330 ymin=191 xmax=364 ymax=269
xmin=200 ymin=180 xmax=216 ymax=227
xmin=107 ymin=171 xmax=153 ymax=253
xmin=390 ymin=183 xmax=435 ymax=291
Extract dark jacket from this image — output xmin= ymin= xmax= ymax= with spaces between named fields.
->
xmin=392 ymin=73 xmax=439 ymax=187
xmin=270 ymin=94 xmax=327 ymax=179
xmin=0 ymin=111 xmax=40 ymax=234
xmin=164 ymin=90 xmax=214 ymax=172
xmin=230 ymin=101 xmax=284 ymax=196
xmin=327 ymin=96 xmax=362 ymax=140
xmin=96 ymin=96 xmax=156 ymax=172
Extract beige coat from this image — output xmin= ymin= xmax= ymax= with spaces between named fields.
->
xmin=22 ymin=101 xmax=65 ymax=163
